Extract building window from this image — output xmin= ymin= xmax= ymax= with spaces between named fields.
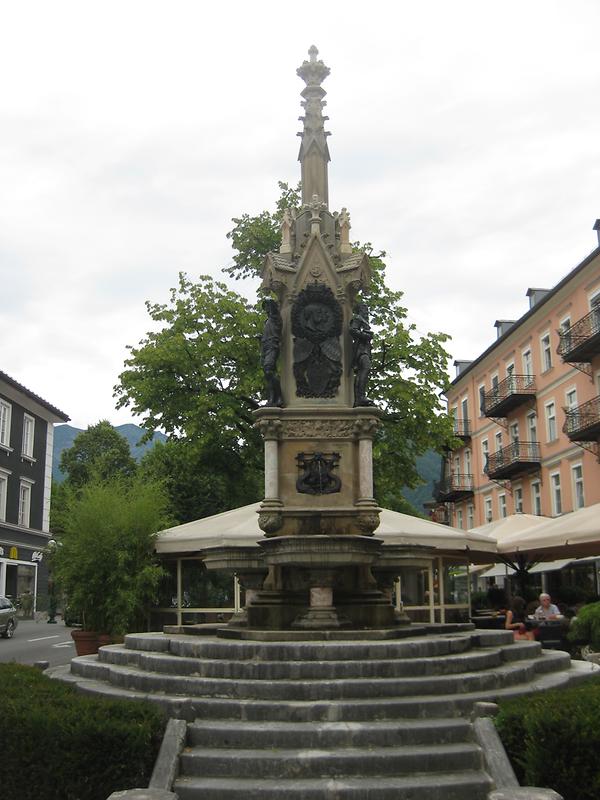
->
xmin=550 ymin=472 xmax=562 ymax=516
xmin=22 ymin=414 xmax=35 ymax=459
xmin=0 ymin=400 xmax=11 ymax=448
xmin=495 ymin=431 xmax=503 ymax=452
xmin=467 ymin=504 xmax=474 ymax=529
xmin=527 ymin=411 xmax=538 ymax=442
xmin=565 ymin=387 xmax=577 ymax=411
xmin=531 ymin=480 xmax=542 ymax=515
xmin=572 ymin=464 xmax=585 ymax=510
xmin=457 ymin=509 xmax=464 ymax=529
xmin=522 ymin=348 xmax=533 ymax=378
xmin=461 ymin=397 xmax=469 ymax=424
xmin=481 ymin=439 xmax=489 ymax=472
xmin=464 ymin=449 xmax=472 ymax=475
xmin=0 ymin=471 xmax=8 ymax=521
xmin=491 ymin=374 xmax=499 ymax=392
xmin=514 ymin=486 xmax=523 ymax=513
xmin=18 ymin=481 xmax=32 ymax=527
xmin=545 ymin=402 xmax=557 ymax=442
xmin=498 ymin=493 xmax=507 ymax=519
xmin=509 ymin=422 xmax=519 ymax=443
xmin=484 ymin=496 xmax=493 ymax=523
xmin=559 ymin=316 xmax=571 ymax=334
xmin=541 ymin=333 xmax=552 ymax=372
xmin=479 ymin=385 xmax=486 ymax=416
xmin=453 ymin=454 xmax=461 ymax=475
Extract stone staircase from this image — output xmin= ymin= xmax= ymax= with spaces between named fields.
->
xmin=51 ymin=626 xmax=592 ymax=799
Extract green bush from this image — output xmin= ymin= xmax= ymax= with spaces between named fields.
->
xmin=51 ymin=477 xmax=172 ymax=635
xmin=470 ymin=590 xmax=488 ymax=610
xmin=0 ymin=664 xmax=166 ymax=800
xmin=495 ymin=675 xmax=600 ymax=800
xmin=568 ymin=601 xmax=600 ymax=650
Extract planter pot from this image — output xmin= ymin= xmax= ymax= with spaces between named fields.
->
xmin=71 ymin=629 xmax=100 ymax=656
xmin=97 ymin=633 xmax=124 ymax=648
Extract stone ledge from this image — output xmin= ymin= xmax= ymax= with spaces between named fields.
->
xmin=488 ymin=789 xmax=563 ymax=800
xmin=107 ymin=790 xmax=178 ymax=800
xmin=149 ymin=718 xmax=187 ymax=792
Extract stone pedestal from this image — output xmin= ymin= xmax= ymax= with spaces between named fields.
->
xmin=255 ymin=406 xmax=382 ymax=538
xmin=243 ymin=535 xmax=400 ymax=630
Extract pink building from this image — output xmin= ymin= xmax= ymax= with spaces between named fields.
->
xmin=438 ymin=220 xmax=600 ymax=530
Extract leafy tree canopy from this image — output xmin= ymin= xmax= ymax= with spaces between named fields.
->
xmin=139 ymin=438 xmax=262 ymax=525
xmin=59 ymin=420 xmax=137 ymax=489
xmin=115 ymin=181 xmax=454 ymax=511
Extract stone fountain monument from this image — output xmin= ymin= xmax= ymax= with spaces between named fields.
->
xmin=56 ymin=51 xmax=590 ymax=800
xmin=228 ymin=46 xmax=400 ymax=632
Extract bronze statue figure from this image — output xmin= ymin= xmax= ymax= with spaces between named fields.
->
xmin=350 ymin=302 xmax=376 ymax=407
xmin=260 ymin=299 xmax=284 ymax=407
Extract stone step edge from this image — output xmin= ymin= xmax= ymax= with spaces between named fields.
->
xmin=47 ymin=663 xmax=592 ymax=721
xmin=173 ymin=770 xmax=494 ymax=790
xmin=100 ymin=645 xmax=512 ymax=671
xmin=72 ymin=652 xmax=570 ymax=694
xmin=186 ymin=717 xmax=472 ymax=732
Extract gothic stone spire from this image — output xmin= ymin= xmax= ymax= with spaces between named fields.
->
xmin=297 ymin=45 xmax=331 ymax=208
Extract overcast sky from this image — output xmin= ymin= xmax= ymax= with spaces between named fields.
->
xmin=2 ymin=1 xmax=599 ymax=430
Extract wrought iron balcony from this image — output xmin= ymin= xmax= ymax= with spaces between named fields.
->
xmin=435 ymin=473 xmax=474 ymax=503
xmin=485 ymin=440 xmax=541 ymax=481
xmin=483 ymin=375 xmax=536 ymax=418
xmin=557 ymin=307 xmax=600 ymax=363
xmin=563 ymin=395 xmax=600 ymax=442
xmin=452 ymin=419 xmax=471 ymax=441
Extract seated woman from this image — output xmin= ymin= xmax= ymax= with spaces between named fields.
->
xmin=505 ymin=596 xmax=535 ymax=641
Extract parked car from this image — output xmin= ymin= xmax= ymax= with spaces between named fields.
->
xmin=0 ymin=596 xmax=18 ymax=638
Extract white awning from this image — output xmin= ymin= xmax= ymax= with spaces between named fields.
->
xmin=479 ymin=563 xmax=516 ymax=579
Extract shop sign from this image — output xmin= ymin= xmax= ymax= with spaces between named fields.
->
xmin=31 ymin=551 xmax=43 ymax=563
xmin=9 ymin=546 xmax=18 ymax=559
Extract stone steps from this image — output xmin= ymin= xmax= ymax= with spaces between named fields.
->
xmin=55 ymin=657 xmax=583 ymax=722
xmin=172 ymin=771 xmax=494 ymax=799
xmin=99 ymin=643 xmax=509 ymax=679
xmin=71 ymin=649 xmax=570 ymax=700
xmin=49 ymin=627 xmax=594 ymax=800
xmin=122 ymin=631 xmax=479 ymax=660
xmin=186 ymin=717 xmax=473 ymax=749
xmin=178 ymin=742 xmax=483 ymax=779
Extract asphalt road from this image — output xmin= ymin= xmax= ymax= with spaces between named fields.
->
xmin=0 ymin=618 xmax=76 ymax=668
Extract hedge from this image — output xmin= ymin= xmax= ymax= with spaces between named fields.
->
xmin=495 ymin=674 xmax=600 ymax=800
xmin=0 ymin=664 xmax=166 ymax=800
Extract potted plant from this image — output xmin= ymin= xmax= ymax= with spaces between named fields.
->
xmin=50 ymin=477 xmax=170 ymax=655
xmin=567 ymin=600 xmax=600 ymax=664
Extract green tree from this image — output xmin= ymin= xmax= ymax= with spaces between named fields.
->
xmin=115 ymin=182 xmax=454 ymax=512
xmin=139 ymin=438 xmax=261 ymax=525
xmin=59 ymin=420 xmax=137 ymax=489
xmin=50 ymin=477 xmax=171 ymax=635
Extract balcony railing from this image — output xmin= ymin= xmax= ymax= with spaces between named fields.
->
xmin=435 ymin=473 xmax=474 ymax=503
xmin=483 ymin=374 xmax=536 ymax=418
xmin=485 ymin=440 xmax=541 ymax=481
xmin=563 ymin=395 xmax=600 ymax=442
xmin=557 ymin=307 xmax=600 ymax=363
xmin=452 ymin=419 xmax=471 ymax=439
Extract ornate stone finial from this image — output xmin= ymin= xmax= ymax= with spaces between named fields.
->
xmin=296 ymin=45 xmax=331 ymax=88
xmin=296 ymin=46 xmax=331 ymax=208
xmin=337 ymin=207 xmax=352 ymax=255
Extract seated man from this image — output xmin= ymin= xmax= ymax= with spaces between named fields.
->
xmin=534 ymin=592 xmax=561 ymax=620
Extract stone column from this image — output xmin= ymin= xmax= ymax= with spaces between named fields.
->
xmin=292 ymin=569 xmax=350 ymax=630
xmin=354 ymin=417 xmax=379 ymax=504
xmin=256 ymin=418 xmax=283 ymax=535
